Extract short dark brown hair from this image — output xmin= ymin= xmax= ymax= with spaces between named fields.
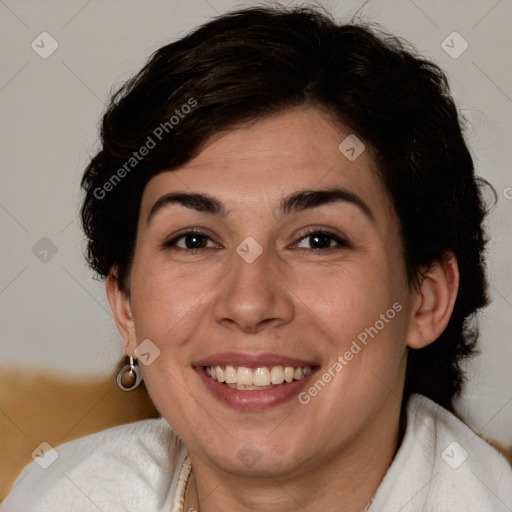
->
xmin=80 ymin=6 xmax=490 ymax=411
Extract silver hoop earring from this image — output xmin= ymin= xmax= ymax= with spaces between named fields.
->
xmin=116 ymin=356 xmax=142 ymax=391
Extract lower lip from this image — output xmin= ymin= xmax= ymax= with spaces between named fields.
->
xmin=196 ymin=367 xmax=317 ymax=411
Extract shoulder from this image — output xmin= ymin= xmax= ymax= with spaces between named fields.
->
xmin=370 ymin=394 xmax=512 ymax=512
xmin=2 ymin=418 xmax=187 ymax=512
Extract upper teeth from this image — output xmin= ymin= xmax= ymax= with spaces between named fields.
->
xmin=205 ymin=365 xmax=312 ymax=388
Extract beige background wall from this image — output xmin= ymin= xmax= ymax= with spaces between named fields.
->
xmin=1 ymin=0 xmax=511 ymax=497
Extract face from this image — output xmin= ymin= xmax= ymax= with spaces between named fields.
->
xmin=112 ymin=107 xmax=421 ymax=479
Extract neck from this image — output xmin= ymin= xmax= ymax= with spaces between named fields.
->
xmin=184 ymin=391 xmax=406 ymax=512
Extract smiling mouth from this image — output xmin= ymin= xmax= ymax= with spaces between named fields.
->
xmin=204 ymin=365 xmax=313 ymax=390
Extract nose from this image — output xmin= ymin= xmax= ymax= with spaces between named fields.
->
xmin=212 ymin=243 xmax=295 ymax=334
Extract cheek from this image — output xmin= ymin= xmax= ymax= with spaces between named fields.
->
xmin=129 ymin=283 xmax=185 ymax=392
xmin=300 ymin=261 xmax=409 ymax=392
xmin=299 ymin=261 xmax=398 ymax=339
xmin=127 ymin=265 xmax=203 ymax=415
xmin=130 ymin=260 xmax=208 ymax=338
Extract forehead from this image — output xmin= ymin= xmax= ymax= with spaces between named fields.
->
xmin=140 ymin=107 xmax=394 ymax=224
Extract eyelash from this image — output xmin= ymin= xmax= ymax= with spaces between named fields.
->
xmin=161 ymin=228 xmax=351 ymax=254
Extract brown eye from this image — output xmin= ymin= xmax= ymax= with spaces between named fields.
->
xmin=180 ymin=234 xmax=208 ymax=249
xmin=307 ymin=233 xmax=333 ymax=249
xmin=162 ymin=231 xmax=218 ymax=251
xmin=296 ymin=231 xmax=351 ymax=251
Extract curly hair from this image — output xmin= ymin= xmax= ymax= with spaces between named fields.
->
xmin=80 ymin=5 xmax=490 ymax=411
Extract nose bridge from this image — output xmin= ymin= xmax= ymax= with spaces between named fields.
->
xmin=213 ymin=238 xmax=294 ymax=332
xmin=232 ymin=238 xmax=273 ymax=293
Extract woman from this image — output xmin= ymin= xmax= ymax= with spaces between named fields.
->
xmin=4 ymin=5 xmax=511 ymax=512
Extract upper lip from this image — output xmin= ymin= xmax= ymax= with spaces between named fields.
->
xmin=193 ymin=352 xmax=318 ymax=369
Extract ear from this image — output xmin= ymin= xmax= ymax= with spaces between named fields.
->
xmin=106 ymin=270 xmax=137 ymax=356
xmin=406 ymin=252 xmax=459 ymax=349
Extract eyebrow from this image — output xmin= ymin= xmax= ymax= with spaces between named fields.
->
xmin=147 ymin=186 xmax=374 ymax=224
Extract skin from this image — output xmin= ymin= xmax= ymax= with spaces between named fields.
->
xmin=107 ymin=106 xmax=459 ymax=512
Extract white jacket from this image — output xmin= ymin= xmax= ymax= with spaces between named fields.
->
xmin=2 ymin=394 xmax=511 ymax=511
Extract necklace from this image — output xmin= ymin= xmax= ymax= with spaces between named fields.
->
xmin=363 ymin=489 xmax=377 ymax=511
